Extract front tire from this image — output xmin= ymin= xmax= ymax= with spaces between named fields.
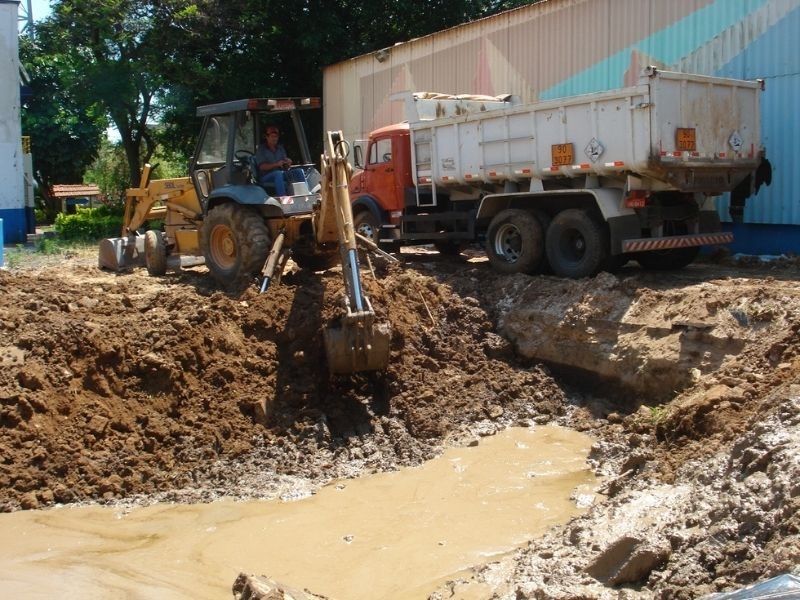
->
xmin=200 ymin=203 xmax=271 ymax=286
xmin=144 ymin=230 xmax=167 ymax=276
xmin=354 ymin=210 xmax=381 ymax=244
xmin=545 ymin=208 xmax=608 ymax=278
xmin=486 ymin=209 xmax=545 ymax=274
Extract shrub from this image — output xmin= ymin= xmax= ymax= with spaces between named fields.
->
xmin=54 ymin=206 xmax=123 ymax=241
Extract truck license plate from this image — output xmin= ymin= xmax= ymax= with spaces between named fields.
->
xmin=676 ymin=128 xmax=696 ymax=151
xmin=551 ymin=143 xmax=574 ymax=166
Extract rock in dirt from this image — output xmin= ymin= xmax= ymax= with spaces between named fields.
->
xmin=232 ymin=573 xmax=328 ymax=600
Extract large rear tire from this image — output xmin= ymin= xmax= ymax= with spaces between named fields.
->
xmin=636 ymin=246 xmax=700 ymax=270
xmin=144 ymin=230 xmax=167 ymax=276
xmin=200 ymin=203 xmax=271 ymax=286
xmin=545 ymin=208 xmax=608 ymax=278
xmin=486 ymin=209 xmax=545 ymax=274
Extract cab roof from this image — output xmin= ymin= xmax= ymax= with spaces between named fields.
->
xmin=196 ymin=97 xmax=321 ymax=117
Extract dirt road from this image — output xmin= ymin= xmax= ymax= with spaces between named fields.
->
xmin=1 ymin=247 xmax=798 ymax=598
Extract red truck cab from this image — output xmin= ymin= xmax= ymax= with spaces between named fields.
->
xmin=349 ymin=123 xmax=412 ymax=240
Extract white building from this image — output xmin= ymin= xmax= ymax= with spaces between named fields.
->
xmin=1 ymin=0 xmax=26 ymax=244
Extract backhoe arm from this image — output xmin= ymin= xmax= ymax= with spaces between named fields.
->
xmin=317 ymin=131 xmax=390 ymax=374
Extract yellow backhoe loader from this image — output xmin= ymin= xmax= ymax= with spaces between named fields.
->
xmin=99 ymin=97 xmax=390 ymax=375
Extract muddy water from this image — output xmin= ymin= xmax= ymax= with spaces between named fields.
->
xmin=0 ymin=425 xmax=596 ymax=599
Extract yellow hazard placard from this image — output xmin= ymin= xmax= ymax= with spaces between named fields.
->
xmin=551 ymin=143 xmax=574 ymax=166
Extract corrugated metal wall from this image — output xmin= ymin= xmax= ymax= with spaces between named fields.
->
xmin=323 ymin=0 xmax=800 ymax=249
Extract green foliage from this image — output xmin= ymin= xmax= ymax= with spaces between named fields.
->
xmin=19 ymin=34 xmax=107 ymax=219
xmin=54 ymin=206 xmax=123 ymax=241
xmin=34 ymin=208 xmax=48 ymax=226
xmin=25 ymin=0 xmax=536 ymax=188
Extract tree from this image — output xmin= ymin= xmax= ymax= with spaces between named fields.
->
xmin=19 ymin=36 xmax=107 ymax=219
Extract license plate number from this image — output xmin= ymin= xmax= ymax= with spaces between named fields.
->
xmin=551 ymin=143 xmax=574 ymax=166
xmin=676 ymin=128 xmax=696 ymax=151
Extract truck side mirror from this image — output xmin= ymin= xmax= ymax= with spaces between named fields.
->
xmin=354 ymin=145 xmax=364 ymax=169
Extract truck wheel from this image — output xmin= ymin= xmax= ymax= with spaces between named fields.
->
xmin=636 ymin=246 xmax=700 ymax=270
xmin=545 ymin=209 xmax=608 ymax=278
xmin=486 ymin=209 xmax=544 ymax=274
xmin=144 ymin=230 xmax=167 ymax=276
xmin=354 ymin=210 xmax=381 ymax=244
xmin=201 ymin=203 xmax=271 ymax=286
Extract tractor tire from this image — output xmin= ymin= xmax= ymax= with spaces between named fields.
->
xmin=354 ymin=210 xmax=381 ymax=245
xmin=486 ymin=209 xmax=545 ymax=274
xmin=144 ymin=230 xmax=167 ymax=276
xmin=636 ymin=246 xmax=700 ymax=270
xmin=200 ymin=203 xmax=271 ymax=286
xmin=545 ymin=208 xmax=609 ymax=279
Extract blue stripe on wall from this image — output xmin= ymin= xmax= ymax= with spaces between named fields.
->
xmin=715 ymin=5 xmax=800 ymax=228
xmin=0 ymin=208 xmax=29 ymax=245
xmin=722 ymin=222 xmax=800 ymax=255
xmin=540 ymin=0 xmax=769 ymax=100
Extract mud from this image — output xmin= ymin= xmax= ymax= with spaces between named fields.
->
xmin=1 ymin=247 xmax=799 ymax=598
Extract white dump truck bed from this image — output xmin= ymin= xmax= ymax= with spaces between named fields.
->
xmin=405 ymin=68 xmax=763 ymax=193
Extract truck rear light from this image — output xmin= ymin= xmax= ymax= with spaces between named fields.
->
xmin=625 ymin=190 xmax=648 ymax=208
xmin=604 ymin=161 xmax=625 ymax=168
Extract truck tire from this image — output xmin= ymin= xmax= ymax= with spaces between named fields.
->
xmin=545 ymin=209 xmax=608 ymax=278
xmin=486 ymin=209 xmax=545 ymax=274
xmin=201 ymin=203 xmax=271 ymax=286
xmin=636 ymin=246 xmax=700 ymax=270
xmin=354 ymin=210 xmax=381 ymax=245
xmin=144 ymin=230 xmax=167 ymax=276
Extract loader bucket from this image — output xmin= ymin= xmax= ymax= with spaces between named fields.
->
xmin=98 ymin=235 xmax=145 ymax=271
xmin=324 ymin=319 xmax=391 ymax=375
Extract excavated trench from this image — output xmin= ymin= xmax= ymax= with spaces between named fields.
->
xmin=0 ymin=247 xmax=799 ymax=599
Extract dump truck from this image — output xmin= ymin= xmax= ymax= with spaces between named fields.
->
xmin=99 ymin=97 xmax=390 ymax=375
xmin=349 ymin=67 xmax=772 ymax=277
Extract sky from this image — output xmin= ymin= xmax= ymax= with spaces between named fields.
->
xmin=20 ymin=0 xmax=52 ymax=25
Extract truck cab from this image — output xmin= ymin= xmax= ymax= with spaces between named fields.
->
xmin=350 ymin=123 xmax=475 ymax=251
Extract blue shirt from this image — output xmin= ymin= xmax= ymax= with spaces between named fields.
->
xmin=255 ymin=143 xmax=287 ymax=173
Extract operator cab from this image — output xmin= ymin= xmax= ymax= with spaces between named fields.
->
xmin=189 ymin=97 xmax=322 ymax=213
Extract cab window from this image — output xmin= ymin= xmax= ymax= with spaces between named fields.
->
xmin=198 ymin=116 xmax=231 ymax=165
xmin=368 ymin=138 xmax=392 ymax=165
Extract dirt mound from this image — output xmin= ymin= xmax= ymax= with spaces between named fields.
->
xmin=2 ymin=249 xmax=799 ymax=599
xmin=0 ymin=257 xmax=561 ymax=510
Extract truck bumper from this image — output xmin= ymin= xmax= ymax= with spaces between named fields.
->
xmin=623 ymin=232 xmax=733 ymax=253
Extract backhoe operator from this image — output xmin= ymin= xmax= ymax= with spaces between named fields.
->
xmin=256 ymin=125 xmax=305 ymax=196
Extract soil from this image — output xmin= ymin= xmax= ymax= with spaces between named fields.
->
xmin=1 ymin=245 xmax=799 ymax=598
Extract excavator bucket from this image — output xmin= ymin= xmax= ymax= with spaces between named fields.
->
xmin=98 ymin=234 xmax=145 ymax=271
xmin=324 ymin=319 xmax=391 ymax=375
xmin=323 ymin=294 xmax=391 ymax=375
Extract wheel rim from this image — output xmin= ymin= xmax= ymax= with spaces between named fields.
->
xmin=559 ymin=229 xmax=586 ymax=262
xmin=493 ymin=223 xmax=522 ymax=263
xmin=356 ymin=221 xmax=376 ymax=240
xmin=209 ymin=223 xmax=237 ymax=270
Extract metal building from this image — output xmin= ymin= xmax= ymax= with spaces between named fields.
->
xmin=0 ymin=0 xmax=26 ymax=245
xmin=323 ymin=0 xmax=800 ymax=255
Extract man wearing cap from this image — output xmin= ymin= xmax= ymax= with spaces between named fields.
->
xmin=256 ymin=126 xmax=292 ymax=195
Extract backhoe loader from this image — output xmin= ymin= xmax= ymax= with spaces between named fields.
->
xmin=99 ymin=97 xmax=390 ymax=374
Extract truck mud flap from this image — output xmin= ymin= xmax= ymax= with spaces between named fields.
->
xmin=622 ymin=232 xmax=733 ymax=253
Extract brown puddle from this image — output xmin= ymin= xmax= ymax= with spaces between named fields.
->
xmin=0 ymin=425 xmax=597 ymax=599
